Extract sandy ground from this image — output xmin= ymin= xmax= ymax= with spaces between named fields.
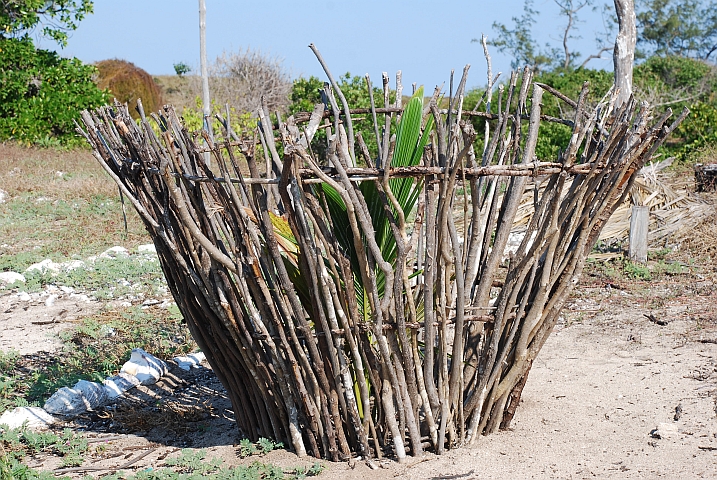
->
xmin=2 ymin=274 xmax=716 ymax=479
xmin=0 ymin=288 xmax=102 ymax=355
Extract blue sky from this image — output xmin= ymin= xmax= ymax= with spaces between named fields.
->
xmin=41 ymin=0 xmax=615 ymax=90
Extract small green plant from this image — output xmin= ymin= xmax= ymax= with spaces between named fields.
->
xmin=648 ymin=248 xmax=673 ymax=261
xmin=173 ymin=62 xmax=192 ymax=77
xmin=0 ymin=350 xmax=19 ymax=373
xmin=0 ymin=425 xmax=89 ymax=471
xmin=34 ymin=134 xmax=65 ymax=149
xmin=654 ymin=260 xmax=685 ymax=276
xmin=623 ymin=261 xmax=651 ymax=280
xmin=238 ymin=437 xmax=284 ymax=458
xmin=238 ymin=438 xmax=258 ymax=458
xmin=257 ymin=438 xmax=283 ymax=455
xmin=165 ymin=448 xmax=223 ymax=474
xmin=292 ymin=463 xmax=325 ymax=479
xmin=0 ymin=350 xmax=23 ymax=414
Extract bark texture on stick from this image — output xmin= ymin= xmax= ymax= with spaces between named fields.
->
xmin=77 ymin=62 xmax=685 ymax=461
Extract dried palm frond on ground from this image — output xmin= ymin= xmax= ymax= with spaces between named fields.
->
xmin=675 ymin=210 xmax=717 ymax=262
xmin=509 ymin=158 xmax=714 ymax=253
xmin=602 ymin=159 xmax=715 ymax=245
xmin=76 ymin=55 xmax=686 ymax=462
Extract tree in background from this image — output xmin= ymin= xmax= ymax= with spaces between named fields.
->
xmin=206 ymin=48 xmax=292 ymax=114
xmin=481 ymin=0 xmax=717 ymax=163
xmin=0 ymin=36 xmax=107 ymax=146
xmin=488 ymin=0 xmax=611 ymax=72
xmin=614 ymin=0 xmax=637 ymax=106
xmin=0 ymin=0 xmax=94 ymax=46
xmin=0 ymin=0 xmax=107 ymax=146
xmin=637 ymin=0 xmax=717 ymax=60
xmin=488 ymin=0 xmax=560 ymax=72
xmin=489 ymin=0 xmax=717 ymax=69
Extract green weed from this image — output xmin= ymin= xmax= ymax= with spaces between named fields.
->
xmin=239 ymin=438 xmax=284 ymax=458
xmin=648 ymin=248 xmax=672 ymax=261
xmin=257 ymin=438 xmax=283 ymax=455
xmin=238 ymin=438 xmax=259 ymax=458
xmin=0 ymin=350 xmax=25 ymax=413
xmin=165 ymin=448 xmax=223 ymax=474
xmin=0 ymin=426 xmax=89 ymax=472
xmin=100 ymin=447 xmax=322 ymax=479
xmin=623 ymin=261 xmax=651 ymax=280
xmin=654 ymin=260 xmax=685 ymax=276
xmin=0 ymin=350 xmax=19 ymax=374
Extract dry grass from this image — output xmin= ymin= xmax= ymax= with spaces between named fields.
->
xmin=0 ymin=143 xmax=150 ymax=269
xmin=675 ymin=210 xmax=717 ymax=267
xmin=154 ymin=75 xmax=199 ymax=112
xmin=109 ymin=397 xmax=214 ymax=435
xmin=0 ymin=143 xmax=115 ymax=198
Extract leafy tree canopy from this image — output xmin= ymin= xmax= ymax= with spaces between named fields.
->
xmin=0 ymin=0 xmax=93 ymax=46
xmin=637 ymin=0 xmax=717 ymax=60
xmin=0 ymin=36 xmax=108 ymax=146
xmin=487 ymin=0 xmax=560 ymax=72
xmin=486 ymin=0 xmax=602 ymax=73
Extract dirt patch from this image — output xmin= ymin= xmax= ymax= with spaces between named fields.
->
xmin=0 ymin=290 xmax=101 ymax=355
xmin=5 ymin=270 xmax=717 ymax=478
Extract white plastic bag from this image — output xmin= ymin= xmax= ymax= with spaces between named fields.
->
xmin=74 ymin=379 xmax=108 ymax=408
xmin=0 ymin=407 xmax=55 ymax=429
xmin=174 ymin=352 xmax=206 ymax=371
xmin=120 ymin=348 xmax=168 ymax=385
xmin=103 ymin=372 xmax=140 ymax=399
xmin=43 ymin=380 xmax=107 ymax=416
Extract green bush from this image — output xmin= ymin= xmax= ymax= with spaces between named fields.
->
xmin=0 ymin=37 xmax=109 ymax=146
xmin=535 ymin=121 xmax=573 ymax=160
xmin=633 ymin=57 xmax=717 ymax=163
xmin=466 ymin=68 xmax=615 ymax=161
xmin=536 ymin=68 xmax=615 ymax=117
xmin=528 ymin=60 xmax=717 ymax=163
xmin=672 ymin=101 xmax=717 ymax=158
xmin=180 ymin=96 xmax=258 ymax=137
xmin=635 ymin=55 xmax=717 ymax=92
xmin=290 ymin=73 xmax=396 ymax=164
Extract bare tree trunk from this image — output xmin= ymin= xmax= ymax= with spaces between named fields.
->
xmin=559 ymin=0 xmax=576 ymax=70
xmin=613 ymin=0 xmax=636 ymax=107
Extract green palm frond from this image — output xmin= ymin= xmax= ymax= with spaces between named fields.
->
xmin=320 ymin=87 xmax=433 ymax=318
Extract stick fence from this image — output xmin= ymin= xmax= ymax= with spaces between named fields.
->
xmin=77 ymin=64 xmax=685 ymax=461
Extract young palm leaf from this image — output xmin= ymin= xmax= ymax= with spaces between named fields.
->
xmin=321 ymin=87 xmax=433 ymax=318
